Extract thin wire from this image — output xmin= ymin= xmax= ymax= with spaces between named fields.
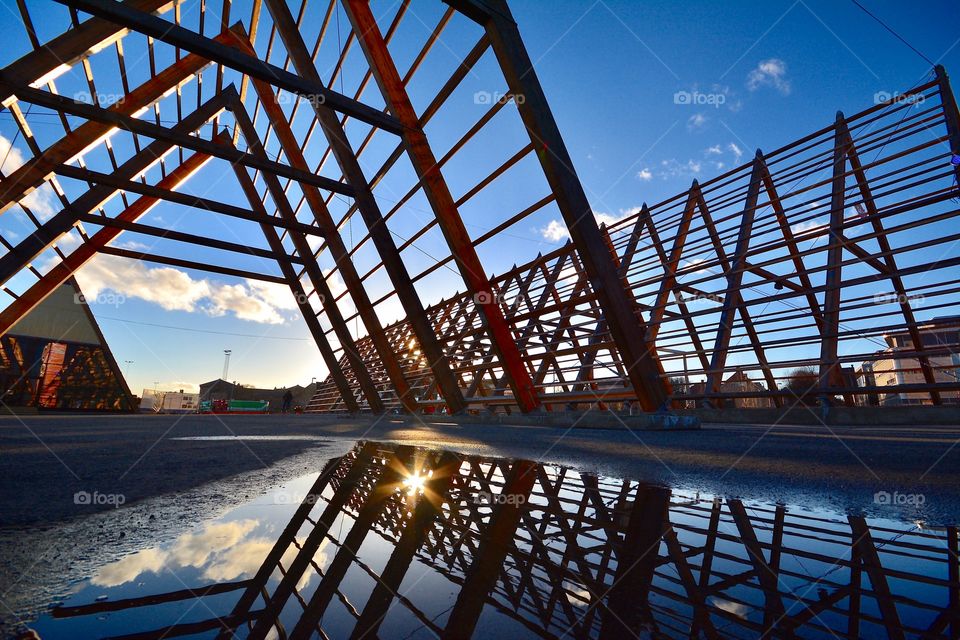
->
xmin=850 ymin=0 xmax=935 ymax=67
xmin=0 ymin=103 xmax=32 ymax=171
xmin=96 ymin=315 xmax=310 ymax=340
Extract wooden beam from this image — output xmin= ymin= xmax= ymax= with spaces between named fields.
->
xmin=0 ymin=150 xmax=211 ymax=336
xmin=0 ymin=93 xmax=227 ymax=287
xmin=0 ymin=28 xmax=236 ymax=215
xmin=344 ymin=0 xmax=540 ymax=413
xmin=231 ymin=150 xmax=364 ymax=414
xmin=0 ymin=0 xmax=174 ymax=108
xmin=53 ymin=0 xmax=404 ymax=134
xmin=2 ymin=81 xmax=354 ymax=196
xmin=223 ymin=27 xmax=418 ymax=413
xmin=453 ymin=0 xmax=670 ymax=411
xmin=263 ymin=0 xmax=467 ymax=413
xmin=97 ymin=246 xmax=287 ymax=284
xmin=442 ymin=460 xmax=536 ymax=639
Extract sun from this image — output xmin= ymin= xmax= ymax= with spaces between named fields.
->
xmin=401 ymin=468 xmax=433 ymax=496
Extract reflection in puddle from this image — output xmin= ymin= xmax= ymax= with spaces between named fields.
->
xmin=170 ymin=435 xmax=324 ymax=441
xmin=31 ymin=441 xmax=959 ymax=639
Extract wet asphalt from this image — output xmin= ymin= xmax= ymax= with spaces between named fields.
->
xmin=2 ymin=412 xmax=959 ymax=527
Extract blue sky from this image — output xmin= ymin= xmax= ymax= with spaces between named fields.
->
xmin=0 ymin=0 xmax=957 ymax=394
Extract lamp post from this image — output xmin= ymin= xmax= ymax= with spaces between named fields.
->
xmin=222 ymin=349 xmax=232 ymax=381
xmin=659 ymin=347 xmax=691 ymax=407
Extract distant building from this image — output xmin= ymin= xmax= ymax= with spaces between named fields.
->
xmin=855 ymin=317 xmax=960 ymax=405
xmin=140 ymin=390 xmax=200 ymax=413
xmin=198 ymin=379 xmax=318 ymax=411
xmin=686 ymin=369 xmax=775 ymax=409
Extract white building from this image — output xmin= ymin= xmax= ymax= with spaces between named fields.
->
xmin=856 ymin=317 xmax=960 ymax=405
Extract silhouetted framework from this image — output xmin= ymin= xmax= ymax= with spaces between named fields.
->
xmin=0 ymin=2 xmax=958 ymax=414
xmin=309 ymin=69 xmax=960 ymax=412
xmin=52 ymin=442 xmax=960 ymax=638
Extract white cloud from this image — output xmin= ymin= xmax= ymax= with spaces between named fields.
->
xmin=114 ymin=239 xmax=151 ymax=251
xmin=705 ymin=145 xmax=723 ymax=156
xmin=790 ymin=218 xmax=827 ymax=236
xmin=156 ymin=381 xmax=198 ymax=392
xmin=728 ymin=142 xmax=743 ymax=163
xmin=74 ymin=254 xmax=301 ymax=324
xmin=89 ymin=519 xmax=327 ymax=591
xmin=207 ymin=282 xmax=289 ymax=324
xmin=746 ymin=58 xmax=791 ymax=95
xmin=169 ymin=520 xmax=258 ymax=568
xmin=681 ymin=257 xmax=711 ymax=275
xmin=687 ymin=113 xmax=708 ymax=131
xmin=709 ymin=597 xmax=750 ymax=618
xmin=0 ymin=134 xmax=57 ymax=221
xmin=202 ymin=539 xmax=275 ymax=581
xmin=656 ymin=158 xmax=703 ymax=180
xmin=539 ymin=210 xmax=634 ymax=242
xmin=637 ymin=168 xmax=653 ymax=181
xmin=91 ymin=548 xmax=167 ymax=587
xmin=563 ymin=580 xmax=592 ymax=607
xmin=540 ymin=219 xmax=570 ymax=242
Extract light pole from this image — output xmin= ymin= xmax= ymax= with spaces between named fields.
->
xmin=659 ymin=347 xmax=691 ymax=406
xmin=222 ymin=349 xmax=232 ymax=381
xmin=123 ymin=360 xmax=133 ymax=381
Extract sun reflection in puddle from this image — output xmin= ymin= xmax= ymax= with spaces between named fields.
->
xmin=28 ymin=440 xmax=956 ymax=640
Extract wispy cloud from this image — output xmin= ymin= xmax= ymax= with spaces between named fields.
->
xmin=74 ymin=254 xmax=304 ymax=324
xmin=637 ymin=168 xmax=653 ymax=181
xmin=687 ymin=112 xmax=708 ymax=131
xmin=539 ymin=210 xmax=635 ymax=242
xmin=541 ymin=219 xmax=570 ymax=242
xmin=746 ymin=58 xmax=791 ymax=95
xmin=728 ymin=142 xmax=744 ymax=162
xmin=790 ymin=218 xmax=827 ymax=236
xmin=658 ymin=158 xmax=703 ymax=179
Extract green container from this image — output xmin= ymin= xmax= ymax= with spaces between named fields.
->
xmin=228 ymin=399 xmax=269 ymax=412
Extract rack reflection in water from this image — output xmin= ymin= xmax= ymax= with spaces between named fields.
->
xmin=42 ymin=441 xmax=959 ymax=639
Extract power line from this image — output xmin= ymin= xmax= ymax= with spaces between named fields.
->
xmin=850 ymin=0 xmax=935 ymax=67
xmin=96 ymin=315 xmax=310 ymax=340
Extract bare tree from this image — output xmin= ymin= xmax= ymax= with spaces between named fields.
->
xmin=783 ymin=367 xmax=819 ymax=406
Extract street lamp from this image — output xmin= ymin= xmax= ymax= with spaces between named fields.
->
xmin=123 ymin=359 xmax=134 ymax=380
xmin=659 ymin=347 xmax=691 ymax=407
xmin=222 ymin=349 xmax=232 ymax=381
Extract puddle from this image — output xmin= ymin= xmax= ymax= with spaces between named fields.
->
xmin=170 ymin=435 xmax=325 ymax=441
xmin=26 ymin=441 xmax=957 ymax=639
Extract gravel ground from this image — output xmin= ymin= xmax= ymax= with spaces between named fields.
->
xmin=1 ymin=412 xmax=959 ymax=632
